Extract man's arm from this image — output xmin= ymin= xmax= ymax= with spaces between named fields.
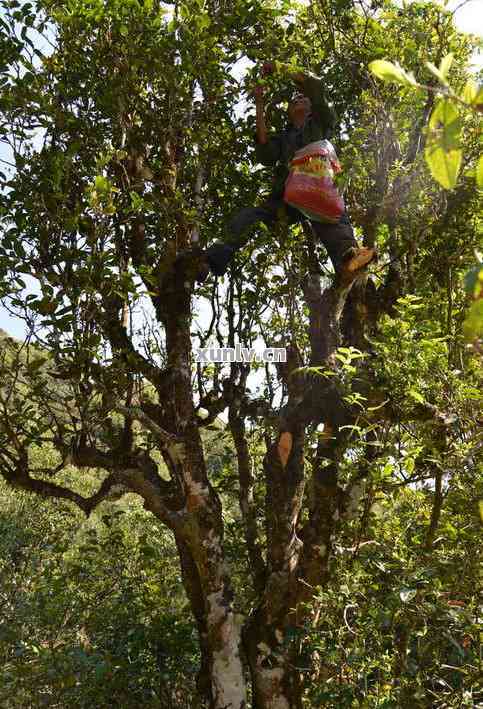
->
xmin=253 ymin=84 xmax=282 ymax=165
xmin=264 ymin=62 xmax=337 ymax=137
xmin=294 ymin=71 xmax=336 ymax=134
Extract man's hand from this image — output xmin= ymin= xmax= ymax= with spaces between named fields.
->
xmin=262 ymin=60 xmax=310 ymax=85
xmin=261 ymin=61 xmax=275 ymax=77
xmin=253 ymin=84 xmax=265 ymax=103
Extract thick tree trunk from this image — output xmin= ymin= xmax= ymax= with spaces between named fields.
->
xmin=171 ymin=447 xmax=247 ymax=708
xmin=240 ymin=431 xmax=308 ymax=709
xmin=206 ymin=605 xmax=246 ymax=709
xmin=176 ymin=537 xmax=214 ymax=706
xmin=244 ymin=612 xmax=300 ymax=709
xmin=156 ymin=251 xmax=247 ymax=709
xmin=235 ymin=274 xmax=357 ymax=709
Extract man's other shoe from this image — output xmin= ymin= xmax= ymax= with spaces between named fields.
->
xmin=195 ymin=254 xmax=211 ymax=284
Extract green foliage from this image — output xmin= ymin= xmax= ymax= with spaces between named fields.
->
xmin=0 ymin=477 xmax=198 ymax=708
xmin=463 ymin=263 xmax=483 ymax=343
xmin=369 ymin=53 xmax=481 ymax=189
xmin=302 ymin=484 xmax=481 ymax=707
xmin=368 ymin=59 xmax=418 ymax=87
xmin=0 ymin=0 xmax=481 ymax=706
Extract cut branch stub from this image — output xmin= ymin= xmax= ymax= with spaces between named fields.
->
xmin=319 ymin=422 xmax=334 ymax=443
xmin=277 ymin=431 xmax=293 ymax=469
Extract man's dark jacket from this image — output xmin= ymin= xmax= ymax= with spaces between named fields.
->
xmin=254 ymin=73 xmax=337 ymax=199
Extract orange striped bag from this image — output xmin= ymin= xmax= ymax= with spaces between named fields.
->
xmin=283 ymin=140 xmax=344 ymax=223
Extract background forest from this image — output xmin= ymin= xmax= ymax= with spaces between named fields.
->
xmin=0 ymin=0 xmax=481 ymax=707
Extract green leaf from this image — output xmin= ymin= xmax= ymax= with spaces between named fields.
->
xmin=426 ymin=61 xmax=449 ymax=86
xmin=461 ymin=78 xmax=478 ymax=105
xmin=428 ymin=99 xmax=460 ymax=136
xmin=405 ymin=457 xmax=415 ymax=474
xmin=400 ymin=588 xmax=417 ymax=603
xmin=368 ymin=60 xmax=417 ymax=87
xmin=425 ymin=100 xmax=462 ymax=189
xmin=408 ymin=389 xmax=424 ymax=404
xmin=463 ymin=298 xmax=483 ymax=341
xmin=383 ymin=462 xmax=394 ymax=476
xmin=197 ymin=13 xmax=211 ymax=29
xmin=438 ymin=53 xmax=453 ymax=80
xmin=476 ymin=154 xmax=483 ymax=189
xmin=425 ymin=144 xmax=462 ymax=189
xmin=464 ymin=265 xmax=483 ymax=297
xmin=94 ymin=174 xmax=110 ymax=191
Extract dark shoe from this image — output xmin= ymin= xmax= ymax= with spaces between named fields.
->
xmin=170 ymin=247 xmax=211 ymax=284
xmin=205 ymin=243 xmax=235 ymax=277
xmin=173 ymin=243 xmax=234 ymax=284
xmin=195 ymin=255 xmax=211 ymax=284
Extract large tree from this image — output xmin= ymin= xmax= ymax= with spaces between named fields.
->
xmin=0 ymin=0 xmax=480 ymax=706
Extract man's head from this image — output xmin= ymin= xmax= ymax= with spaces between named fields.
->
xmin=288 ymin=92 xmax=312 ymax=125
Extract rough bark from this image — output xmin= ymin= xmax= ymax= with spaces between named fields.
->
xmin=229 ymin=404 xmax=266 ymax=596
xmin=424 ymin=469 xmax=444 ymax=552
xmin=424 ymin=426 xmax=447 ymax=552
xmin=154 ymin=260 xmax=247 ymax=708
xmin=239 ymin=266 xmax=358 ymax=709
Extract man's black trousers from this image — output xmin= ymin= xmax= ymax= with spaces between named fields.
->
xmin=205 ymin=198 xmax=358 ymax=277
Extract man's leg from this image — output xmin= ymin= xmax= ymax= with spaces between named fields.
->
xmin=311 ymin=220 xmax=357 ymax=272
xmin=311 ymin=218 xmax=375 ymax=282
xmin=203 ymin=200 xmax=287 ymax=278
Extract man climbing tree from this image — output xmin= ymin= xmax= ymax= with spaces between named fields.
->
xmin=193 ymin=61 xmax=375 ymax=284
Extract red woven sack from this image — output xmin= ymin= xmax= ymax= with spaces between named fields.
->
xmin=283 ymin=140 xmax=345 ymax=223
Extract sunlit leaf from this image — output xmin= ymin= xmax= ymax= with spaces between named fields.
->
xmin=463 ymin=298 xmax=483 ymax=341
xmin=408 ymin=389 xmax=424 ymax=404
xmin=425 ymin=100 xmax=462 ymax=189
xmin=477 ymin=154 xmax=483 ymax=189
xmin=470 ymin=82 xmax=483 ymax=108
xmin=400 ymin=588 xmax=417 ymax=602
xmin=438 ymin=53 xmax=453 ymax=80
xmin=368 ymin=60 xmax=418 ymax=87
xmin=425 ymin=144 xmax=462 ymax=189
xmin=426 ymin=61 xmax=447 ymax=86
xmin=428 ymin=99 xmax=461 ymax=140
xmin=461 ymin=78 xmax=478 ymax=105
